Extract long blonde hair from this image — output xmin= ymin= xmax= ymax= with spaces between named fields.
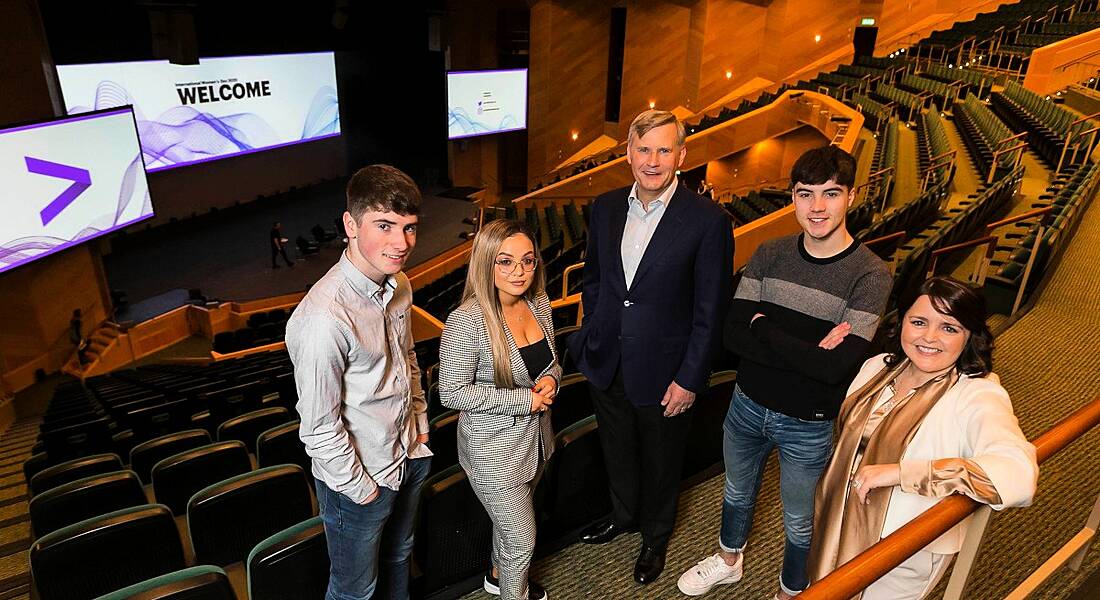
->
xmin=460 ymin=219 xmax=547 ymax=388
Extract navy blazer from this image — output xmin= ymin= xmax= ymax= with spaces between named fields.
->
xmin=569 ymin=184 xmax=733 ymax=406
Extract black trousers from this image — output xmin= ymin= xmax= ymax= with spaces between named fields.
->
xmin=589 ymin=364 xmax=693 ymax=550
xmin=271 ymin=245 xmax=293 ymax=267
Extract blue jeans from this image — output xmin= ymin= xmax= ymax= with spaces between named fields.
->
xmin=720 ymin=385 xmax=833 ymax=595
xmin=315 ymin=456 xmax=431 ymax=600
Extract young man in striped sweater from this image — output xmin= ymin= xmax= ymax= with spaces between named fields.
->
xmin=678 ymin=146 xmax=892 ymax=598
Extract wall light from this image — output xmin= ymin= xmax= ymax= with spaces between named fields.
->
xmin=649 ymin=100 xmax=656 ymax=109
xmin=725 ymin=70 xmax=733 ymax=79
xmin=570 ymin=131 xmax=579 ymax=141
xmin=814 ymin=34 xmax=821 ymax=43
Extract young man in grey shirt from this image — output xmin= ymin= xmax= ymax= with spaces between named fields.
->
xmin=286 ymin=164 xmax=431 ymax=600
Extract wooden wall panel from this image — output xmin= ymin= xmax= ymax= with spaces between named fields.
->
xmin=527 ymin=0 xmax=1017 ymax=182
xmin=528 ymin=1 xmax=612 ymax=185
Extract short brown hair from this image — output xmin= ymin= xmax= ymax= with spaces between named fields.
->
xmin=346 ymin=164 xmax=421 ymax=221
xmin=627 ymin=109 xmax=686 ymax=146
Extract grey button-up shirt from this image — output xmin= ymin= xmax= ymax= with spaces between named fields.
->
xmin=285 ymin=250 xmax=431 ymax=504
xmin=621 ymin=177 xmax=677 ymax=289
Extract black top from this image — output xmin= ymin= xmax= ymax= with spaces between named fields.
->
xmin=517 ymin=337 xmax=553 ymax=382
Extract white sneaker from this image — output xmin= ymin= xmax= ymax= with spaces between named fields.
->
xmin=677 ymin=553 xmax=743 ymax=596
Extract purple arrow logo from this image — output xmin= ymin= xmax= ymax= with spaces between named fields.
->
xmin=25 ymin=156 xmax=92 ymax=226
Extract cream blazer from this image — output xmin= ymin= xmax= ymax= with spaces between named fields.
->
xmin=846 ymin=354 xmax=1038 ymax=554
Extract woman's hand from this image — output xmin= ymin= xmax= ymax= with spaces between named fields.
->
xmin=530 ymin=388 xmax=553 ymax=414
xmin=533 ymin=375 xmax=557 ymax=398
xmin=851 ymin=463 xmax=902 ymax=505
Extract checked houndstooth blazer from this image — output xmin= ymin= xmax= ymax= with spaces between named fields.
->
xmin=438 ymin=291 xmax=561 ymax=486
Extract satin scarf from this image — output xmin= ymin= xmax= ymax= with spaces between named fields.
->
xmin=806 ymin=358 xmax=959 ymax=598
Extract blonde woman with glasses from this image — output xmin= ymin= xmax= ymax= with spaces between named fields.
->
xmin=439 ymin=218 xmax=561 ymax=600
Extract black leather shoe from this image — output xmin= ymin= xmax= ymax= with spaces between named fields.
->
xmin=633 ymin=544 xmax=666 ymax=584
xmin=579 ymin=520 xmax=636 ymax=545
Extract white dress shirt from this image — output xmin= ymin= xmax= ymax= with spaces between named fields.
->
xmin=285 ymin=251 xmax=431 ymax=504
xmin=621 ymin=177 xmax=677 ymax=288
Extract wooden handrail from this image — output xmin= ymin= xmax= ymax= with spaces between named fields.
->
xmin=927 ymin=235 xmax=998 ymax=282
xmin=863 ymin=231 xmax=906 ymax=248
xmin=929 ymin=235 xmax=997 ymax=259
xmin=986 ymin=206 xmax=1053 ymax=231
xmin=801 ymin=396 xmax=1100 ymax=600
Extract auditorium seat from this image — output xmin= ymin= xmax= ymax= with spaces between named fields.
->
xmin=201 ymin=381 xmax=265 ymax=429
xmin=29 ymin=469 xmax=146 ymax=540
xmin=246 ymin=516 xmax=329 ymax=600
xmin=129 ymin=429 xmax=212 ymax=485
xmin=549 ymin=373 xmax=591 ymax=434
xmin=30 ymin=504 xmax=186 ymax=600
xmin=216 ymin=406 xmax=294 ymax=453
xmin=23 ymin=452 xmax=50 ymax=484
xmin=553 ymin=325 xmax=580 ymax=374
xmin=414 ymin=464 xmax=493 ymax=594
xmin=256 ymin=420 xmax=311 ymax=474
xmin=39 ymin=416 xmax=115 ymax=461
xmin=683 ymin=370 xmax=737 ymax=480
xmin=535 ymin=416 xmax=611 ymax=547
xmin=29 ymin=453 xmax=124 ymax=497
xmin=93 ymin=565 xmax=236 ymax=600
xmin=126 ymin=397 xmax=205 ymax=443
xmin=151 ymin=441 xmax=252 ymax=515
xmin=427 ymin=411 xmax=458 ymax=476
xmin=187 ymin=465 xmax=315 ymax=568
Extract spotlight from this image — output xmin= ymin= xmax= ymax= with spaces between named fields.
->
xmin=570 ymin=131 xmax=578 ymax=141
xmin=814 ymin=34 xmax=821 ymax=43
xmin=649 ymin=100 xmax=656 ymax=109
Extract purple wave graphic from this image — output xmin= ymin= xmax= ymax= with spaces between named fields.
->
xmin=0 ymin=154 xmax=150 ymax=269
xmin=301 ymin=86 xmax=340 ymax=138
xmin=69 ymin=80 xmax=340 ymax=170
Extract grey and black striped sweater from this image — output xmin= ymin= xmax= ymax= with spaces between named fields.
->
xmin=725 ymin=233 xmax=892 ymax=421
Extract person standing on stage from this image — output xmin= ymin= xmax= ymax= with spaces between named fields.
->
xmin=286 ymin=165 xmax=431 ymax=600
xmin=676 ymin=146 xmax=892 ymax=599
xmin=271 ymin=221 xmax=295 ymax=268
xmin=439 ymin=219 xmax=560 ymax=600
xmin=568 ymin=109 xmax=733 ymax=585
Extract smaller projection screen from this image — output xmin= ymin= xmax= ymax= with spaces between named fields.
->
xmin=447 ymin=69 xmax=528 ymax=140
xmin=0 ymin=107 xmax=152 ymax=275
xmin=57 ymin=52 xmax=340 ymax=171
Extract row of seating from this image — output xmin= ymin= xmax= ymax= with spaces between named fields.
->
xmin=954 ymin=93 xmax=1018 ymax=178
xmin=212 ymin=321 xmax=287 ymax=355
xmin=992 ymin=80 xmax=1092 ymax=167
xmin=31 ymin=464 xmax=315 ymax=600
xmin=721 ymin=188 xmax=791 ymax=226
xmin=985 ymin=162 xmax=1099 ymax=313
xmin=900 ymin=73 xmax=958 ymax=107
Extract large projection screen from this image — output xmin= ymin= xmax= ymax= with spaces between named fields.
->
xmin=447 ymin=69 xmax=528 ymax=140
xmin=57 ymin=52 xmax=340 ymax=172
xmin=0 ymin=107 xmax=152 ymax=275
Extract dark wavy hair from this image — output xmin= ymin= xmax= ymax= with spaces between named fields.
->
xmin=883 ymin=276 xmax=994 ymax=376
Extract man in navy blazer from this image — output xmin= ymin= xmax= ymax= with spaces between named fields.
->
xmin=569 ymin=109 xmax=733 ymax=584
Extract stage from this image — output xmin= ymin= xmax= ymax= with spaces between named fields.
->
xmin=104 ymin=179 xmax=479 ymax=314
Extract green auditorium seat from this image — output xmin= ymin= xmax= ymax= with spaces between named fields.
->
xmin=130 ymin=429 xmax=211 ymax=485
xmin=29 ymin=469 xmax=146 ymax=540
xmin=215 ymin=406 xmax=294 ymax=453
xmin=683 ymin=370 xmax=737 ymax=481
xmin=30 ymin=504 xmax=185 ymax=600
xmin=187 ymin=464 xmax=314 ymax=568
xmin=414 ymin=465 xmax=493 ymax=594
xmin=151 ymin=441 xmax=252 ymax=515
xmin=534 ymin=416 xmax=611 ymax=549
xmin=247 ymin=516 xmax=329 ymax=600
xmin=427 ymin=410 xmax=458 ymax=477
xmin=29 ymin=452 xmax=123 ymax=497
xmin=549 ymin=373 xmax=592 ymax=434
xmin=256 ymin=420 xmax=310 ymax=474
xmin=92 ymin=565 xmax=235 ymax=600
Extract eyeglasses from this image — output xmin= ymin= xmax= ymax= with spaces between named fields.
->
xmin=494 ymin=257 xmax=538 ymax=273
